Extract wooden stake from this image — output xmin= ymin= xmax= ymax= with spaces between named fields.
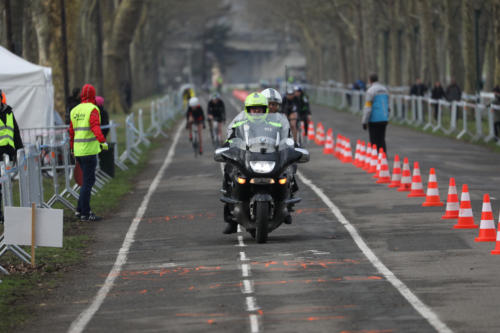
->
xmin=31 ymin=203 xmax=36 ymax=268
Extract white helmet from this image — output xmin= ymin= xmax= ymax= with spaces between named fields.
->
xmin=188 ymin=97 xmax=200 ymax=107
xmin=261 ymin=88 xmax=282 ymax=104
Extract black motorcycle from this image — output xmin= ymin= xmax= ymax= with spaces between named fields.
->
xmin=214 ymin=114 xmax=309 ymax=243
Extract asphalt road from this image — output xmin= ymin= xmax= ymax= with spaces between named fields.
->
xmin=22 ymin=93 xmax=500 ymax=333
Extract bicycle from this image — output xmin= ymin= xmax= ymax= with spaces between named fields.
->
xmin=296 ymin=119 xmax=305 ymax=147
xmin=191 ymin=123 xmax=199 ymax=157
xmin=209 ymin=119 xmax=223 ymax=148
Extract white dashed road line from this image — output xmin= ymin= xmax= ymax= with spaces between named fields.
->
xmin=68 ymin=121 xmax=185 ymax=333
xmin=297 ymin=170 xmax=454 ymax=333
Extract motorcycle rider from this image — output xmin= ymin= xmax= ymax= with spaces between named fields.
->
xmin=220 ymin=92 xmax=291 ymax=234
xmin=207 ymin=93 xmax=226 ymax=145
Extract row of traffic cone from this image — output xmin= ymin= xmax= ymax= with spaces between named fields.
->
xmin=313 ymin=123 xmax=500 ymax=255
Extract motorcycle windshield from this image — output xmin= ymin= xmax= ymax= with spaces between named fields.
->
xmin=230 ymin=114 xmax=292 ymax=152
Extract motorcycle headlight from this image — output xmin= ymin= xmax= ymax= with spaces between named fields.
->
xmin=249 ymin=161 xmax=275 ymax=173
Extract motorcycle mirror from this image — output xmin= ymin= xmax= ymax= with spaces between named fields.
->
xmin=214 ymin=147 xmax=229 ymax=162
xmin=294 ymin=147 xmax=310 ymax=163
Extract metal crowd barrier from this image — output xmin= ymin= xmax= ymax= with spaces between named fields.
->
xmin=307 ymin=83 xmax=500 ymax=146
xmin=0 ymin=92 xmax=181 ymax=275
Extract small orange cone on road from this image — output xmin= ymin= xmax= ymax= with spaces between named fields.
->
xmin=491 ymin=220 xmax=500 ymax=254
xmin=453 ymin=184 xmax=478 ymax=229
xmin=323 ymin=129 xmax=334 ymax=154
xmin=357 ymin=141 xmax=366 ymax=168
xmin=315 ymin=122 xmax=325 ymax=145
xmin=407 ymin=162 xmax=426 ymax=197
xmin=441 ymin=178 xmax=459 ymax=219
xmin=376 ymin=152 xmax=391 ymax=183
xmin=334 ymin=134 xmax=342 ymax=159
xmin=474 ymin=194 xmax=496 ymax=242
xmin=388 ymin=154 xmax=402 ymax=188
xmin=397 ymin=157 xmax=412 ymax=192
xmin=475 ymin=195 xmax=496 ymax=242
xmin=307 ymin=121 xmax=315 ymax=141
xmin=422 ymin=168 xmax=444 ymax=207
xmin=373 ymin=148 xmax=383 ymax=179
xmin=353 ymin=140 xmax=361 ymax=166
xmin=368 ymin=144 xmax=378 ymax=174
xmin=363 ymin=143 xmax=373 ymax=171
xmin=343 ymin=138 xmax=353 ymax=163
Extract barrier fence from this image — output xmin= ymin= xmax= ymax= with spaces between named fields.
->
xmin=304 ymin=82 xmax=500 ymax=146
xmin=0 ymin=91 xmax=181 ymax=275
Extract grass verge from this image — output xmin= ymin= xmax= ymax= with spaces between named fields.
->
xmin=0 ymin=95 xmax=180 ymax=332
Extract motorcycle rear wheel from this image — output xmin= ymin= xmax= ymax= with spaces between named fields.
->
xmin=255 ymin=201 xmax=269 ymax=243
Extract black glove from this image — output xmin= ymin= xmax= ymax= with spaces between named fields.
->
xmin=362 ymin=124 xmax=367 ymax=130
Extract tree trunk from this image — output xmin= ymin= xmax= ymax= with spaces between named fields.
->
xmin=462 ymin=0 xmax=476 ymax=94
xmin=31 ymin=0 xmax=66 ymax=116
xmin=495 ymin=0 xmax=500 ymax=87
xmin=103 ymin=0 xmax=143 ymax=114
xmin=419 ymin=0 xmax=439 ymax=86
xmin=354 ymin=0 xmax=367 ymax=80
xmin=336 ymin=28 xmax=349 ymax=84
xmin=446 ymin=0 xmax=465 ymax=87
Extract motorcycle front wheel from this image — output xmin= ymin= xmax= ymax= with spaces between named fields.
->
xmin=255 ymin=201 xmax=269 ymax=243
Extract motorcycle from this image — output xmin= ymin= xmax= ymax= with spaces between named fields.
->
xmin=214 ymin=113 xmax=309 ymax=243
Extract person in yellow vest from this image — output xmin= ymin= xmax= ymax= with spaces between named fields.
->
xmin=0 ymin=90 xmax=23 ymax=223
xmin=69 ymin=84 xmax=108 ymax=222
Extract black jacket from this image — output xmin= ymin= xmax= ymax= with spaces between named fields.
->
xmin=431 ymin=86 xmax=446 ymax=100
xmin=0 ymin=104 xmax=23 ymax=161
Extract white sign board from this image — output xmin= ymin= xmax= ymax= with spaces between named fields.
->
xmin=4 ymin=207 xmax=63 ymax=247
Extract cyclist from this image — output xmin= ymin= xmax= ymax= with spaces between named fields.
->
xmin=186 ymin=97 xmax=205 ymax=154
xmin=207 ymin=93 xmax=226 ymax=146
xmin=294 ymin=85 xmax=312 ymax=139
xmin=282 ymin=88 xmax=299 ymax=141
xmin=261 ymin=88 xmax=282 ymax=114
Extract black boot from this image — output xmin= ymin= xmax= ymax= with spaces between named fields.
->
xmin=284 ymin=214 xmax=292 ymax=225
xmin=223 ymin=222 xmax=238 ymax=234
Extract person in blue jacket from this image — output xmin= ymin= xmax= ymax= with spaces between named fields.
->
xmin=362 ymin=73 xmax=389 ymax=153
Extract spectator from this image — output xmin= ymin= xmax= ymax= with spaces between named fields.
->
xmin=0 ymin=90 xmax=24 ymax=222
xmin=431 ymin=81 xmax=446 ymax=120
xmin=66 ymin=87 xmax=80 ymax=124
xmin=362 ymin=73 xmax=389 ymax=154
xmin=410 ymin=78 xmax=427 ymax=96
xmin=95 ymin=96 xmax=110 ymax=138
xmin=69 ymin=84 xmax=108 ymax=222
xmin=492 ymin=86 xmax=500 ymax=141
xmin=445 ymin=79 xmax=462 ymax=102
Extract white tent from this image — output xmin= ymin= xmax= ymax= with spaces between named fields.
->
xmin=0 ymin=46 xmax=55 ymax=130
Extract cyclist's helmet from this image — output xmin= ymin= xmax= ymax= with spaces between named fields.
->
xmin=188 ymin=97 xmax=200 ymax=108
xmin=293 ymin=85 xmax=303 ymax=92
xmin=211 ymin=92 xmax=221 ymax=100
xmin=244 ymin=92 xmax=268 ymax=121
xmin=286 ymin=88 xmax=294 ymax=95
xmin=261 ymin=88 xmax=282 ymax=105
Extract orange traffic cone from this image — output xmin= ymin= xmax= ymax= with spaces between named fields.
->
xmin=376 ymin=152 xmax=391 ymax=183
xmin=422 ymin=168 xmax=444 ymax=207
xmin=315 ymin=122 xmax=325 ymax=145
xmin=334 ymin=134 xmax=341 ymax=159
xmin=323 ymin=129 xmax=334 ymax=154
xmin=475 ymin=194 xmax=496 ymax=242
xmin=408 ymin=162 xmax=426 ymax=197
xmin=441 ymin=178 xmax=459 ymax=219
xmin=368 ymin=144 xmax=378 ymax=174
xmin=373 ymin=148 xmax=383 ymax=179
xmin=357 ymin=141 xmax=366 ymax=168
xmin=397 ymin=157 xmax=412 ymax=192
xmin=388 ymin=154 xmax=401 ymax=188
xmin=353 ymin=140 xmax=361 ymax=166
xmin=491 ymin=221 xmax=500 ymax=254
xmin=307 ymin=121 xmax=315 ymax=141
xmin=343 ymin=138 xmax=353 ymax=163
xmin=453 ymin=184 xmax=478 ymax=229
xmin=363 ymin=143 xmax=373 ymax=171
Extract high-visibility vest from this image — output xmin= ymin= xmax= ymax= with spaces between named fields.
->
xmin=0 ymin=113 xmax=15 ymax=149
xmin=70 ymin=103 xmax=101 ymax=156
